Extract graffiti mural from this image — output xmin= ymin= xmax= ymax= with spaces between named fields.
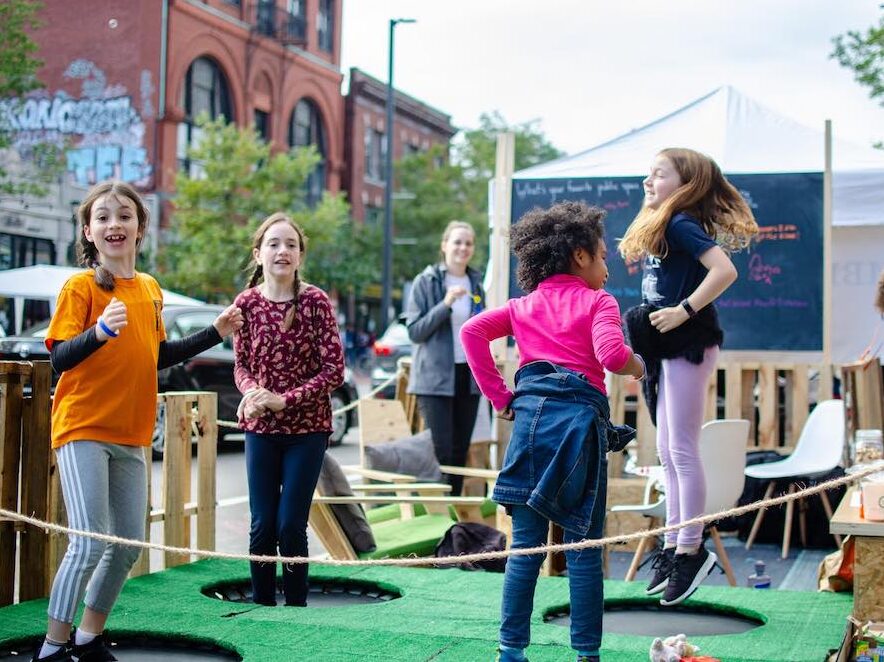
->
xmin=0 ymin=60 xmax=152 ymax=187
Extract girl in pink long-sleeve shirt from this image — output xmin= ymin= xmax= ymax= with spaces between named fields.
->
xmin=461 ymin=201 xmax=643 ymax=662
xmin=461 ymin=203 xmax=644 ymax=416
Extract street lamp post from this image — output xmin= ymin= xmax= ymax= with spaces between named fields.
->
xmin=381 ymin=17 xmax=415 ymax=332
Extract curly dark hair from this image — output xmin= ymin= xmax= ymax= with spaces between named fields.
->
xmin=510 ymin=201 xmax=606 ymax=292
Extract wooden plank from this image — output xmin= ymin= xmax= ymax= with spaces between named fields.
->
xmin=789 ymin=364 xmax=809 ymax=448
xmin=724 ymin=364 xmax=742 ymax=420
xmin=357 ymin=399 xmax=413 ymax=467
xmin=162 ymin=394 xmax=191 ymax=567
xmin=818 ymin=364 xmax=834 ymax=403
xmin=635 ymin=395 xmax=656 ymax=466
xmin=308 ymin=499 xmax=357 ymax=560
xmin=19 ymin=362 xmax=52 ymax=600
xmin=741 ymin=368 xmax=757 ymax=446
xmin=830 ymin=487 xmax=884 ymax=537
xmin=855 ymin=536 xmax=884 ymax=622
xmin=0 ymin=374 xmax=24 ymax=606
xmin=704 ymin=368 xmax=718 ymax=422
xmin=757 ymin=364 xmax=777 ymax=448
xmin=196 ymin=393 xmax=217 ymax=554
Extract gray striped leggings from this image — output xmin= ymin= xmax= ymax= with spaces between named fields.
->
xmin=48 ymin=441 xmax=146 ymax=624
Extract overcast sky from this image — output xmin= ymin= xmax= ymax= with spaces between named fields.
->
xmin=340 ymin=1 xmax=884 ymax=156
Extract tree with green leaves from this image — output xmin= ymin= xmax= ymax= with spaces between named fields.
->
xmin=392 ymin=111 xmax=563 ymax=285
xmin=0 ymin=0 xmax=62 ymax=196
xmin=159 ymin=115 xmax=370 ymax=303
xmin=832 ymin=13 xmax=884 ymax=146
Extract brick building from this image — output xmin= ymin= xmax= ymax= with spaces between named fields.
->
xmin=1 ymin=0 xmax=343 ymax=240
xmin=0 ymin=1 xmax=457 ymax=331
xmin=344 ymin=68 xmax=456 ymax=225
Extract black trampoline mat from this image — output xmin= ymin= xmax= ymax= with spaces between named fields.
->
xmin=0 ymin=637 xmax=240 ymax=662
xmin=204 ymin=580 xmax=399 ymax=608
xmin=547 ymin=605 xmax=762 ymax=636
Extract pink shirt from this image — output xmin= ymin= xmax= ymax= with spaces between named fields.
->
xmin=460 ymin=274 xmax=632 ymax=411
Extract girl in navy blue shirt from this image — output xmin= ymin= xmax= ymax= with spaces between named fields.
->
xmin=619 ymin=148 xmax=757 ymax=607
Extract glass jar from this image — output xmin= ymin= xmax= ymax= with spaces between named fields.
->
xmin=855 ymin=429 xmax=884 ymax=465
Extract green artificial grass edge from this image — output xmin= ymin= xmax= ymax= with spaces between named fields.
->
xmin=0 ymin=558 xmax=852 ymax=662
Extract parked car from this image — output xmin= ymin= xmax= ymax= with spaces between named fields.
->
xmin=0 ymin=305 xmax=359 ymax=457
xmin=370 ymin=321 xmax=412 ymax=398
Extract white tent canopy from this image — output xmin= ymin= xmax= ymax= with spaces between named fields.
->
xmin=516 ymin=86 xmax=884 ymax=227
xmin=0 ymin=265 xmax=204 ymax=334
xmin=513 ymin=86 xmax=884 ymax=362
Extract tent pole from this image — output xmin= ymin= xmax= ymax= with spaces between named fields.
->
xmin=823 ymin=120 xmax=833 ymax=373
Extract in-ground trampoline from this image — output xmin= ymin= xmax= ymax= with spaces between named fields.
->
xmin=0 ymin=634 xmax=241 ymax=661
xmin=0 ymin=558 xmax=853 ymax=661
xmin=545 ymin=601 xmax=764 ymax=636
xmin=203 ymin=578 xmax=401 ymax=607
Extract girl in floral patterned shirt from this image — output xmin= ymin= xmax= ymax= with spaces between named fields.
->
xmin=233 ymin=212 xmax=345 ymax=607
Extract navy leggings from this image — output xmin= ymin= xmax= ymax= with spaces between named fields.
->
xmin=245 ymin=431 xmax=328 ymax=606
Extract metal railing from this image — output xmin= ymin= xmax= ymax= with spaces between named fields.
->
xmin=249 ymin=1 xmax=306 ymax=44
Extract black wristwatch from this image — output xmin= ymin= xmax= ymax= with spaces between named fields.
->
xmin=680 ymin=298 xmax=698 ymax=318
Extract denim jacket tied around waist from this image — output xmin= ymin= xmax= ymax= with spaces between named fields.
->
xmin=492 ymin=361 xmax=618 ymax=536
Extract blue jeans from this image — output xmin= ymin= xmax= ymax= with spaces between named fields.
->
xmin=245 ymin=431 xmax=327 ymax=606
xmin=500 ymin=497 xmax=606 ymax=654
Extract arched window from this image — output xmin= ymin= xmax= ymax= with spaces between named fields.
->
xmin=178 ymin=57 xmax=233 ymax=176
xmin=288 ymin=99 xmax=326 ymax=206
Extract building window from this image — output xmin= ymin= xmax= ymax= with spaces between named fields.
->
xmin=317 ymin=0 xmax=334 ymax=52
xmin=0 ymin=232 xmax=56 ymax=271
xmin=289 ymin=99 xmax=326 ymax=206
xmin=364 ymin=126 xmax=385 ymax=182
xmin=254 ymin=109 xmax=270 ymax=142
xmin=178 ymin=57 xmax=233 ymax=176
xmin=364 ymin=205 xmax=383 ymax=226
xmin=285 ymin=0 xmax=305 ymax=41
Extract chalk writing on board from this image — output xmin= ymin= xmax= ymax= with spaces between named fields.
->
xmin=739 ymin=189 xmax=759 ymax=209
xmin=756 ymin=224 xmax=800 ymax=242
xmin=747 ymin=253 xmax=782 ymax=285
xmin=718 ymin=297 xmax=810 ymax=309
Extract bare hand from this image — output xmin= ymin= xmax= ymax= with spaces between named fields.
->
xmin=96 ymin=297 xmax=127 ymax=341
xmin=213 ymin=304 xmax=244 ymax=338
xmin=648 ymin=305 xmax=690 ymax=334
xmin=243 ymin=399 xmax=266 ymax=419
xmin=443 ymin=286 xmax=469 ymax=307
xmin=497 ymin=407 xmax=514 ymax=421
xmin=249 ymin=388 xmax=286 ymax=412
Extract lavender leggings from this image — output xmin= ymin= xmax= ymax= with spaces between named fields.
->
xmin=656 ymin=345 xmax=719 ymax=548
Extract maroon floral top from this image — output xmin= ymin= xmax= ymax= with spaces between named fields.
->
xmin=233 ymin=285 xmax=345 ymax=435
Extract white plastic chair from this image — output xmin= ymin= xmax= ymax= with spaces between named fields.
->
xmin=743 ymin=399 xmax=845 ymax=558
xmin=609 ymin=468 xmax=666 ymax=581
xmin=612 ymin=419 xmax=750 ymax=584
xmin=698 ymin=419 xmax=751 ymax=585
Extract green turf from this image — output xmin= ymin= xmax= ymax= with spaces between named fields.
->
xmin=0 ymin=559 xmax=852 ymax=661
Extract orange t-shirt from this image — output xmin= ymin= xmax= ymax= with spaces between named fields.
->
xmin=46 ymin=271 xmax=166 ymax=448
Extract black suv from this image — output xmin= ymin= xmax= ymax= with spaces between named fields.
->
xmin=0 ymin=305 xmax=359 ymax=457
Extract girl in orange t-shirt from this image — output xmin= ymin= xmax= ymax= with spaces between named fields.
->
xmin=34 ymin=181 xmax=242 ymax=662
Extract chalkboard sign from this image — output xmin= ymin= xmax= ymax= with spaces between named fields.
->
xmin=510 ymin=173 xmax=824 ymax=352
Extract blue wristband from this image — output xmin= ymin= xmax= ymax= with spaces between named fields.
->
xmin=97 ymin=317 xmax=118 ymax=338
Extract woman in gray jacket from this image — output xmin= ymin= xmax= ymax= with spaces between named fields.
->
xmin=405 ymin=221 xmax=485 ymax=495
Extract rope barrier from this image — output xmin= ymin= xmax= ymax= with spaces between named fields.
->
xmin=2 ymin=461 xmax=880 ymax=568
xmin=216 ymin=370 xmax=402 ymax=430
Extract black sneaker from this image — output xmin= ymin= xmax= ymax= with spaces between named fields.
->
xmin=659 ymin=547 xmax=717 ymax=606
xmin=31 ymin=641 xmax=73 ymax=662
xmin=576 ymin=656 xmax=600 ymax=662
xmin=70 ymin=632 xmax=117 ymax=662
xmin=644 ymin=547 xmax=675 ymax=595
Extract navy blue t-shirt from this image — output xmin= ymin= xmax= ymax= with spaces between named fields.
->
xmin=641 ymin=212 xmax=717 ymax=307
